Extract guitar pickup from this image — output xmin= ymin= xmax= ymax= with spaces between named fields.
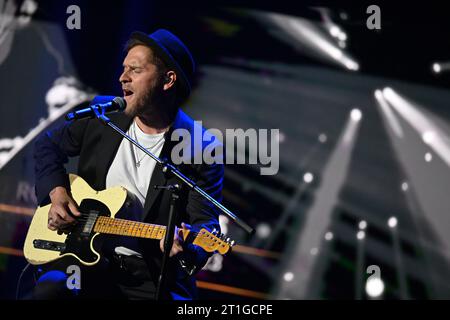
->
xmin=33 ymin=239 xmax=66 ymax=252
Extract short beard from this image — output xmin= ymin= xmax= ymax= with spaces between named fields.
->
xmin=125 ymin=79 xmax=177 ymax=129
xmin=124 ymin=79 xmax=160 ymax=118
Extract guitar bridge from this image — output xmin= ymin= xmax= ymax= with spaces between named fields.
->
xmin=33 ymin=239 xmax=66 ymax=252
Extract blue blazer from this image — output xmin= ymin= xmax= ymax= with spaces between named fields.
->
xmin=34 ymin=108 xmax=224 ymax=299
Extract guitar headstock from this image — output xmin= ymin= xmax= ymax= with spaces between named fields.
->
xmin=192 ymin=228 xmax=235 ymax=255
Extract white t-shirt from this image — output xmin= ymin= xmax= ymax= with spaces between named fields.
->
xmin=105 ymin=120 xmax=166 ymax=256
xmin=106 ymin=119 xmax=166 ymax=207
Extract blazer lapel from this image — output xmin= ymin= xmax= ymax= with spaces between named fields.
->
xmin=95 ymin=113 xmax=133 ymax=189
xmin=141 ymin=131 xmax=175 ymax=222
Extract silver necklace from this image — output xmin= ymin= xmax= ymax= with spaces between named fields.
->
xmin=132 ymin=122 xmax=165 ymax=167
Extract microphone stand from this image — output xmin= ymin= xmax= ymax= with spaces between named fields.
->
xmin=92 ymin=107 xmax=254 ymax=300
xmin=153 ymin=183 xmax=181 ymax=300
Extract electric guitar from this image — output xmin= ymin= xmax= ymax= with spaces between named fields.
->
xmin=23 ymin=174 xmax=234 ymax=266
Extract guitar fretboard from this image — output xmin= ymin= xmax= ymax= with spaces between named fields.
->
xmin=94 ymin=216 xmax=167 ymax=240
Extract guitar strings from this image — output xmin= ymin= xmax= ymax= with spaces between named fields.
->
xmin=75 ymin=217 xmax=169 ymax=232
xmin=56 ymin=219 xmax=229 ymax=249
xmin=62 ymin=214 xmax=227 ymax=243
xmin=61 ymin=216 xmax=204 ymax=238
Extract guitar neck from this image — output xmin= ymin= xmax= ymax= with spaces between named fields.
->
xmin=94 ymin=216 xmax=167 ymax=240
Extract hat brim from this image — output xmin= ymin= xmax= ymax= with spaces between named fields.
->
xmin=129 ymin=31 xmax=191 ymax=100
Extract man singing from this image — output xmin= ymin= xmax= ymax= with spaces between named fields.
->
xmin=32 ymin=29 xmax=223 ymax=300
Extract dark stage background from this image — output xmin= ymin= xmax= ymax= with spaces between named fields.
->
xmin=1 ymin=1 xmax=450 ymax=300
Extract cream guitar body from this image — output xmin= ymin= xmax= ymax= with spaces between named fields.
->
xmin=23 ymin=174 xmax=233 ymax=266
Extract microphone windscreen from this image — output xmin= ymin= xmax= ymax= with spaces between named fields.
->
xmin=113 ymin=97 xmax=126 ymax=110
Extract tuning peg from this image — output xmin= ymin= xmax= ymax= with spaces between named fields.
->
xmin=226 ymin=237 xmax=230 ymax=243
xmin=230 ymin=240 xmax=235 ymax=246
xmin=212 ymin=228 xmax=216 ymax=234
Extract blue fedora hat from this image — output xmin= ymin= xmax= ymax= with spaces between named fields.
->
xmin=129 ymin=29 xmax=195 ymax=102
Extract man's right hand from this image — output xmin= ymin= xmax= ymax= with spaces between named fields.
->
xmin=48 ymin=186 xmax=81 ymax=232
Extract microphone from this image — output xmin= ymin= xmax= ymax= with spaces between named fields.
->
xmin=65 ymin=96 xmax=126 ymax=121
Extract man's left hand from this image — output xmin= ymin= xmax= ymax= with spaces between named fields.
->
xmin=159 ymin=222 xmax=188 ymax=257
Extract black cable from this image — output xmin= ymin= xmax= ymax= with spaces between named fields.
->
xmin=15 ymin=263 xmax=31 ymax=300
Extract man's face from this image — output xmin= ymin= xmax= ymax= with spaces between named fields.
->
xmin=119 ymin=45 xmax=162 ymax=117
